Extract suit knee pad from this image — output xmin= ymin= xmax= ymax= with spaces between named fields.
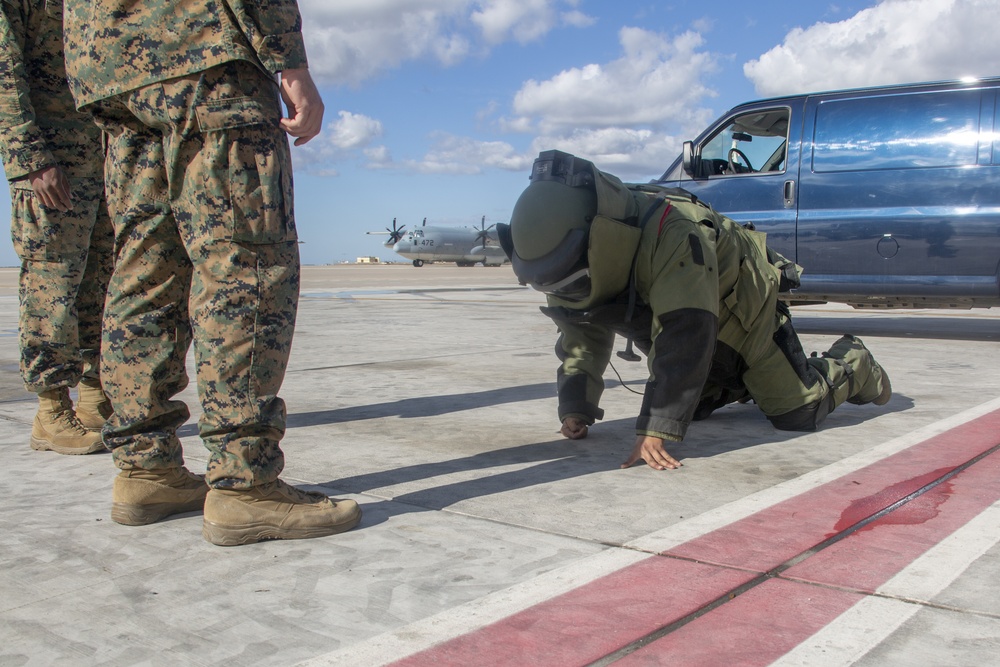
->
xmin=767 ymin=392 xmax=834 ymax=432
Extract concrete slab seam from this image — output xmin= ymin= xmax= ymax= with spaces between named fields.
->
xmin=771 ymin=498 xmax=1000 ymax=666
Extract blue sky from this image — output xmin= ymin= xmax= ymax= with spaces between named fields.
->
xmin=3 ymin=0 xmax=999 ymax=266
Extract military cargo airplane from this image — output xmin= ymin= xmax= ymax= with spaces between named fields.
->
xmin=367 ymin=217 xmax=509 ymax=267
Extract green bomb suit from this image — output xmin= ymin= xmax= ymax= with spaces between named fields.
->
xmin=62 ymin=1 xmax=306 ymax=488
xmin=541 ymin=168 xmax=889 ymax=444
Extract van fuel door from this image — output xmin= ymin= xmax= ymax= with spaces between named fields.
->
xmin=877 ymin=234 xmax=899 ymax=259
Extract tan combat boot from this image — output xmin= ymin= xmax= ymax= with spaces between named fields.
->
xmin=202 ymin=480 xmax=362 ymax=546
xmin=111 ymin=467 xmax=209 ymax=526
xmin=30 ymin=388 xmax=106 ymax=455
xmin=76 ymin=378 xmax=113 ymax=431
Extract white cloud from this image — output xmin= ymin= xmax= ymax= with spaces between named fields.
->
xmin=363 ymin=145 xmax=393 ymax=168
xmin=397 ymin=126 xmax=681 ymax=183
xmin=471 ymin=0 xmax=596 ymax=41
xmin=562 ymin=10 xmax=596 ymax=29
xmin=376 ymin=24 xmax=723 ymax=181
xmin=481 ymin=25 xmax=721 ymax=178
xmin=299 ymin=0 xmax=469 ymax=85
xmin=409 ymin=133 xmax=532 ymax=173
xmin=290 ymin=110 xmax=388 ymax=170
xmin=530 ymin=128 xmax=684 ymax=179
xmin=328 ymin=111 xmax=383 ymax=150
xmin=745 ymin=0 xmax=1000 ymax=97
xmin=471 ymin=0 xmax=556 ymax=44
xmin=295 ymin=13 xmax=718 ymax=180
xmin=508 ymin=27 xmax=719 ymax=134
xmin=299 ymin=0 xmax=593 ymax=84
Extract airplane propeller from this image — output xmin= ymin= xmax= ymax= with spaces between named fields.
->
xmin=365 ymin=217 xmax=407 ymax=245
xmin=474 ymin=215 xmax=496 ymax=246
xmin=385 ymin=218 xmax=406 ymax=244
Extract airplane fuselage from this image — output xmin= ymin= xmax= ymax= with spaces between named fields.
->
xmin=391 ymin=226 xmax=508 ymax=266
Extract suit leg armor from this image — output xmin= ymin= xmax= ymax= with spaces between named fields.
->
xmin=762 ymin=334 xmax=889 ymax=432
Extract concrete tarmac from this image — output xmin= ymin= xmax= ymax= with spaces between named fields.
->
xmin=1 ymin=264 xmax=999 ymax=666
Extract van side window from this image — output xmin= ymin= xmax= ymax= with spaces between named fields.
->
xmin=697 ymin=108 xmax=790 ymax=177
xmin=813 ymin=90 xmax=980 ymax=172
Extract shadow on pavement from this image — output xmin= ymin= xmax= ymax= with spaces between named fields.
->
xmin=317 ymin=393 xmax=913 ymax=525
xmin=287 ymin=382 xmax=559 ymax=426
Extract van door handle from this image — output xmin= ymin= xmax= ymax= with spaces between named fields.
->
xmin=783 ymin=180 xmax=796 ymax=208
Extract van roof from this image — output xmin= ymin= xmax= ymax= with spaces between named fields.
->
xmin=733 ymin=75 xmax=1000 ymax=110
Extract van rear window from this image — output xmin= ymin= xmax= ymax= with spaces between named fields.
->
xmin=812 ymin=90 xmax=980 ymax=172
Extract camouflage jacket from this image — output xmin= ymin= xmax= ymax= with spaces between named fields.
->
xmin=64 ymin=0 xmax=309 ymax=108
xmin=0 ymin=0 xmax=102 ymax=181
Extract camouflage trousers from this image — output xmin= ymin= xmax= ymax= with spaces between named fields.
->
xmin=9 ymin=176 xmax=113 ymax=391
xmin=89 ymin=61 xmax=299 ymax=489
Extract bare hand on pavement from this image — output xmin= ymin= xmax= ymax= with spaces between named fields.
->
xmin=560 ymin=417 xmax=589 ymax=440
xmin=621 ymin=435 xmax=682 ymax=470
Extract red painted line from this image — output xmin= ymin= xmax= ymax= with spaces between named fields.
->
xmin=388 ymin=408 xmax=1000 ymax=667
xmin=390 ymin=558 xmax=756 ymax=667
xmin=616 ymin=579 xmax=864 ymax=666
xmin=664 ymin=411 xmax=1000 ymax=571
xmin=782 ymin=448 xmax=1000 ymax=592
xmin=617 ymin=437 xmax=1000 ymax=664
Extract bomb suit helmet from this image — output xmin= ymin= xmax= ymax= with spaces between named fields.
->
xmin=498 ymin=151 xmax=600 ymax=301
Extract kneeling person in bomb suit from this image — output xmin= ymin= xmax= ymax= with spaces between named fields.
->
xmin=497 ymin=150 xmax=892 ymax=471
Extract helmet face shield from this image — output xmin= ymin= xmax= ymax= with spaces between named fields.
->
xmin=503 ymin=150 xmax=643 ymax=305
xmin=532 ymin=266 xmax=591 ymax=301
xmin=508 ymin=226 xmax=590 ymax=300
xmin=502 ymin=150 xmax=643 ymax=309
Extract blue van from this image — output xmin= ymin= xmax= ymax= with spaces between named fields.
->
xmin=655 ymin=77 xmax=1000 ymax=309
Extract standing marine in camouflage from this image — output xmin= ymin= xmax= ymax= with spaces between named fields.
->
xmin=498 ymin=151 xmax=892 ymax=470
xmin=62 ymin=0 xmax=362 ymax=545
xmin=0 ymin=0 xmax=114 ymax=455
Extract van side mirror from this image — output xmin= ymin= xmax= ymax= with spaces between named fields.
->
xmin=682 ymin=141 xmax=701 ymax=177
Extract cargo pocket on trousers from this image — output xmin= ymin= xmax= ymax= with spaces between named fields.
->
xmin=9 ymin=183 xmax=58 ymax=261
xmin=196 ymin=96 xmax=296 ymax=245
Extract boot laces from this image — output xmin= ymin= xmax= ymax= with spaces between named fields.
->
xmin=273 ymin=479 xmax=328 ymax=504
xmin=171 ymin=468 xmax=206 ymax=488
xmin=144 ymin=467 xmax=206 ymax=489
xmin=53 ymin=410 xmax=92 ymax=436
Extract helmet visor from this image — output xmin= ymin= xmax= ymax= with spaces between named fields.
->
xmin=530 ymin=267 xmax=592 ymax=301
xmin=509 ymin=227 xmax=591 ymax=301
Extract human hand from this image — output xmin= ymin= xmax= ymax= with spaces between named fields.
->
xmin=621 ymin=435 xmax=682 ymax=470
xmin=278 ymin=68 xmax=325 ymax=145
xmin=28 ymin=165 xmax=73 ymax=211
xmin=560 ymin=417 xmax=589 ymax=440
